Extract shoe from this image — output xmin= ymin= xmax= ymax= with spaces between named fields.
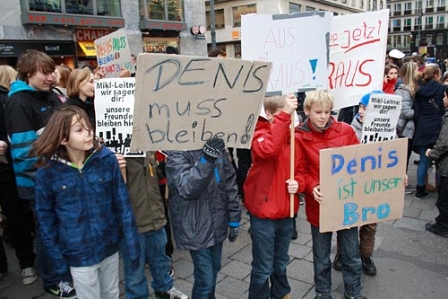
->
xmin=155 ymin=287 xmax=189 ymax=299
xmin=21 ymin=267 xmax=37 ymax=285
xmin=291 ymin=230 xmax=298 ymax=240
xmin=45 ymin=281 xmax=77 ymax=298
xmin=414 ymin=185 xmax=429 ymax=199
xmin=344 ymin=294 xmax=367 ymax=299
xmin=282 ymin=294 xmax=292 ymax=299
xmin=426 ymin=182 xmax=436 ymax=192
xmin=361 ymin=257 xmax=377 ymax=276
xmin=169 ymin=265 xmax=174 ymax=277
xmin=425 ymin=222 xmax=448 ymax=238
xmin=332 ymin=253 xmax=342 ymax=271
xmin=405 ymin=184 xmax=415 ymax=195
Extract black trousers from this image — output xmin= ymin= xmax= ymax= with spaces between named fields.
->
xmin=0 ymin=178 xmax=35 ymax=270
xmin=436 ymin=176 xmax=448 ymax=230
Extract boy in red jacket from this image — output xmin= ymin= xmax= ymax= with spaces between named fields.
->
xmin=295 ymin=90 xmax=366 ymax=299
xmin=244 ymin=94 xmax=301 ymax=299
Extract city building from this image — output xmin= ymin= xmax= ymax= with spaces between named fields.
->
xmin=0 ymin=0 xmax=206 ymax=68
xmin=388 ymin=0 xmax=448 ymax=59
xmin=204 ymin=0 xmax=386 ymax=58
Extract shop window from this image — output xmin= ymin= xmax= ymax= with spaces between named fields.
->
xmin=233 ymin=4 xmax=256 ymax=27
xmin=143 ymin=37 xmax=179 ymax=53
xmin=206 ymin=9 xmax=225 ymax=30
xmin=234 ymin=43 xmax=241 ymax=58
xmin=29 ymin=0 xmax=61 ymax=12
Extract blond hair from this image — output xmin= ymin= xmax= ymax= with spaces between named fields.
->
xmin=304 ymin=90 xmax=334 ymax=111
xmin=264 ymin=95 xmax=286 ymax=114
xmin=0 ymin=65 xmax=18 ymax=89
xmin=66 ymin=68 xmax=93 ymax=98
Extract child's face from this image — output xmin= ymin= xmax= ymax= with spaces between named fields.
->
xmin=78 ymin=73 xmax=95 ymax=100
xmin=61 ymin=116 xmax=93 ymax=154
xmin=305 ymin=103 xmax=332 ymax=131
xmin=358 ymin=104 xmax=367 ymax=123
xmin=387 ymin=68 xmax=398 ymax=80
xmin=28 ymin=69 xmax=55 ymax=91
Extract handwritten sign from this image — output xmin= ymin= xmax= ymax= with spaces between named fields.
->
xmin=129 ymin=53 xmax=272 ymax=151
xmin=95 ymin=77 xmax=143 ymax=156
xmin=319 ymin=138 xmax=407 ymax=232
xmin=94 ymin=28 xmax=133 ymax=78
xmin=241 ymin=12 xmax=331 ymax=93
xmin=361 ymin=93 xmax=402 ymax=143
xmin=329 ymin=10 xmax=389 ymax=110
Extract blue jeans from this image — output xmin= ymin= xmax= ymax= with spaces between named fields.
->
xmin=189 ymin=242 xmax=223 ymax=299
xmin=417 ymin=145 xmax=431 ymax=186
xmin=310 ymin=225 xmax=362 ymax=298
xmin=249 ymin=215 xmax=293 ymax=299
xmin=120 ymin=227 xmax=173 ymax=299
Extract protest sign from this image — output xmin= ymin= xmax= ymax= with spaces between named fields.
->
xmin=241 ymin=12 xmax=331 ymax=94
xmin=130 ymin=53 xmax=272 ymax=151
xmin=94 ymin=28 xmax=133 ymax=78
xmin=361 ymin=93 xmax=402 ymax=143
xmin=319 ymin=138 xmax=407 ymax=232
xmin=95 ymin=77 xmax=143 ymax=156
xmin=329 ymin=10 xmax=389 ymax=110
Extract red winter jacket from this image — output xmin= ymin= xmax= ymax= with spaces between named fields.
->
xmin=244 ymin=112 xmax=303 ymax=219
xmin=295 ymin=117 xmax=359 ymax=227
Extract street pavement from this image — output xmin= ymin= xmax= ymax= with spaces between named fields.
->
xmin=1 ymin=153 xmax=448 ymax=299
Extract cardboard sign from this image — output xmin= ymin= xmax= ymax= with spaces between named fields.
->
xmin=319 ymin=138 xmax=407 ymax=232
xmin=94 ymin=28 xmax=133 ymax=78
xmin=241 ymin=12 xmax=331 ymax=94
xmin=130 ymin=53 xmax=271 ymax=151
xmin=95 ymin=77 xmax=143 ymax=156
xmin=329 ymin=10 xmax=389 ymax=110
xmin=361 ymin=93 xmax=402 ymax=143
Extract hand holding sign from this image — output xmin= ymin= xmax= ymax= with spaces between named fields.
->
xmin=283 ymin=94 xmax=299 ymax=114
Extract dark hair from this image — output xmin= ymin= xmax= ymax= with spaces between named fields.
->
xmin=208 ymin=47 xmax=223 ymax=57
xmin=16 ymin=49 xmax=55 ymax=82
xmin=31 ymin=105 xmax=99 ymax=166
xmin=166 ymin=46 xmax=179 ymax=55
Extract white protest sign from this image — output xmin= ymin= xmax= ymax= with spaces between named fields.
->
xmin=241 ymin=12 xmax=331 ymax=94
xmin=329 ymin=10 xmax=389 ymax=110
xmin=319 ymin=138 xmax=407 ymax=233
xmin=95 ymin=77 xmax=143 ymax=156
xmin=94 ymin=28 xmax=133 ymax=78
xmin=361 ymin=93 xmax=402 ymax=143
xmin=130 ymin=53 xmax=272 ymax=151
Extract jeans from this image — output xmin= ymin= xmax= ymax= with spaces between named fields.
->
xmin=120 ymin=227 xmax=173 ymax=299
xmin=189 ymin=242 xmax=223 ymax=299
xmin=310 ymin=225 xmax=362 ymax=298
xmin=70 ymin=252 xmax=119 ymax=299
xmin=417 ymin=145 xmax=431 ymax=186
xmin=249 ymin=215 xmax=293 ymax=299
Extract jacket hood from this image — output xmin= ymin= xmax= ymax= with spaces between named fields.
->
xmin=54 ymin=147 xmax=110 ymax=168
xmin=8 ymin=80 xmax=35 ymax=97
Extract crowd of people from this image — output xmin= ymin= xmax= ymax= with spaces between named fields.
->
xmin=0 ymin=46 xmax=447 ymax=299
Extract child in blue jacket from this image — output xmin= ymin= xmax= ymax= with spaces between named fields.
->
xmin=33 ymin=105 xmax=140 ymax=298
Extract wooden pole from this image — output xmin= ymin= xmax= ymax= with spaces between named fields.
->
xmin=290 ymin=112 xmax=295 ymax=218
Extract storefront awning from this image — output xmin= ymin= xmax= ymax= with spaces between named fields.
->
xmin=78 ymin=42 xmax=96 ymax=57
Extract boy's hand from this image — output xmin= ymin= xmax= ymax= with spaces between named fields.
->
xmin=404 ymin=175 xmax=409 ymax=187
xmin=115 ymin=153 xmax=127 ymax=168
xmin=282 ymin=94 xmax=298 ymax=114
xmin=313 ymin=185 xmax=323 ymax=203
xmin=286 ymin=179 xmax=299 ymax=194
xmin=0 ymin=141 xmax=8 ymax=155
xmin=425 ymin=148 xmax=432 ymax=157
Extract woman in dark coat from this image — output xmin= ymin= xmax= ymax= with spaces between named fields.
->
xmin=413 ymin=64 xmax=446 ymax=198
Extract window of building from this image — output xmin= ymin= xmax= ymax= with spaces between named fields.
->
xmin=142 ymin=0 xmax=184 ymax=21
xmin=392 ymin=19 xmax=402 ymax=32
xmin=142 ymin=36 xmax=179 ymax=53
xmin=437 ymin=15 xmax=445 ymax=28
xmin=436 ymin=33 xmax=444 ymax=44
xmin=394 ymin=3 xmax=402 ymax=15
xmin=393 ymin=35 xmax=402 ymax=48
xmin=426 ymin=16 xmax=434 ymax=29
xmin=426 ymin=0 xmax=434 ymax=12
xmin=404 ymin=2 xmax=412 ymax=14
xmin=234 ymin=43 xmax=241 ymax=59
xmin=289 ymin=2 xmax=301 ymax=13
xmin=341 ymin=0 xmax=347 ymax=4
xmin=404 ymin=18 xmax=412 ymax=30
xmin=437 ymin=0 xmax=446 ymax=11
xmin=426 ymin=33 xmax=433 ymax=45
xmin=360 ymin=0 xmax=364 ymax=9
xmin=206 ymin=9 xmax=225 ymax=29
xmin=306 ymin=6 xmax=316 ymax=11
xmin=232 ymin=4 xmax=256 ymax=27
xmin=351 ymin=0 xmax=356 ymax=7
xmin=28 ymin=0 xmax=122 ymax=16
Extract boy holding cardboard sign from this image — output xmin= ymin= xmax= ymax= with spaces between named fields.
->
xmin=295 ymin=90 xmax=366 ymax=299
xmin=243 ymin=94 xmax=300 ymax=299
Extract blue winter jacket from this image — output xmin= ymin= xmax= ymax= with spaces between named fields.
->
xmin=166 ymin=150 xmax=241 ymax=251
xmin=35 ymin=147 xmax=140 ymax=274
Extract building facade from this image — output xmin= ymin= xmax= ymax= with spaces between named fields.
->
xmin=0 ymin=0 xmax=207 ymax=68
xmin=204 ymin=0 xmax=387 ymax=58
xmin=388 ymin=0 xmax=448 ymax=58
